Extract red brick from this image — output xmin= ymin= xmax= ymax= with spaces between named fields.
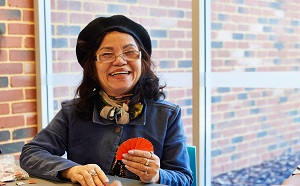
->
xmin=178 ymin=20 xmax=191 ymax=28
xmin=186 ymin=137 xmax=192 ymax=145
xmin=24 ymin=62 xmax=35 ymax=74
xmin=51 ymin=0 xmax=56 ymax=8
xmin=129 ymin=7 xmax=148 ymax=17
xmin=186 ymin=11 xmax=192 ymax=19
xmin=186 ymin=30 xmax=192 ymax=38
xmin=8 ymin=0 xmax=33 ymax=8
xmin=217 ymin=50 xmax=230 ymax=57
xmin=57 ymin=1 xmax=81 ymax=11
xmin=57 ymin=50 xmax=76 ymax=61
xmin=178 ymin=0 xmax=191 ymax=9
xmin=224 ymin=42 xmax=237 ymax=48
xmin=0 ymin=36 xmax=22 ymax=48
xmin=0 ymin=103 xmax=10 ymax=115
xmin=152 ymin=50 xmax=167 ymax=59
xmin=217 ymin=156 xmax=230 ymax=164
xmin=149 ymin=8 xmax=167 ymax=17
xmin=224 ymin=5 xmax=236 ymax=13
xmin=70 ymin=38 xmax=77 ymax=48
xmin=167 ymin=50 xmax=183 ymax=58
xmin=10 ymin=50 xmax=35 ymax=61
xmin=52 ymin=62 xmax=69 ymax=73
xmin=26 ymin=113 xmax=37 ymax=125
xmin=159 ymin=0 xmax=176 ymax=7
xmin=12 ymin=101 xmax=36 ymax=114
xmin=185 ymin=50 xmax=192 ymax=58
xmin=169 ymin=30 xmax=185 ymax=38
xmin=11 ymin=76 xmax=36 ymax=87
xmin=140 ymin=0 xmax=158 ymax=6
xmin=0 ymin=50 xmax=8 ymax=61
xmin=53 ymin=86 xmax=70 ymax=97
xmin=178 ymin=40 xmax=192 ymax=48
xmin=0 ymin=89 xmax=23 ymax=101
xmin=0 ymin=115 xmax=24 ymax=128
xmin=71 ymin=62 xmax=82 ymax=72
xmin=8 ymin=23 xmax=34 ymax=35
xmin=70 ymin=13 xmax=93 ymax=24
xmin=51 ymin=12 xmax=68 ymax=23
xmin=83 ymin=2 xmax=105 ymax=12
xmin=140 ymin=17 xmax=159 ymax=28
xmin=182 ymin=118 xmax=192 ymax=125
xmin=25 ymin=88 xmax=36 ymax=99
xmin=159 ymin=40 xmax=176 ymax=48
xmin=211 ymin=2 xmax=224 ymax=12
xmin=0 ymin=63 xmax=23 ymax=74
xmin=23 ymin=10 xmax=34 ymax=22
xmin=168 ymin=89 xmax=185 ymax=99
xmin=224 ymin=24 xmax=237 ymax=31
xmin=25 ymin=37 xmax=35 ymax=48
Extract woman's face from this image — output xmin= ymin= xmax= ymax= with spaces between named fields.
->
xmin=95 ymin=31 xmax=142 ymax=97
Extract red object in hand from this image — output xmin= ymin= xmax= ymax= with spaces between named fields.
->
xmin=116 ymin=137 xmax=154 ymax=160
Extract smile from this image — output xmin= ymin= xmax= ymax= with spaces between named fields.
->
xmin=110 ymin=71 xmax=130 ymax=76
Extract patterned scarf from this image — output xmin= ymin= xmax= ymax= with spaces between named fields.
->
xmin=99 ymin=91 xmax=143 ymax=124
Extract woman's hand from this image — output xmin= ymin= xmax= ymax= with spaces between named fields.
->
xmin=60 ymin=164 xmax=109 ymax=186
xmin=282 ymin=174 xmax=300 ymax=185
xmin=121 ymin=150 xmax=160 ymax=183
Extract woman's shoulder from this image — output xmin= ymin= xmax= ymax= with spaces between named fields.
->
xmin=61 ymin=98 xmax=79 ymax=108
xmin=61 ymin=99 xmax=77 ymax=106
xmin=146 ymin=99 xmax=180 ymax=111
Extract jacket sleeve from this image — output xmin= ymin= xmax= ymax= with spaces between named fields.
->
xmin=158 ymin=106 xmax=194 ymax=186
xmin=20 ymin=106 xmax=79 ymax=181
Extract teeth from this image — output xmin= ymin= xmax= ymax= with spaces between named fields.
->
xmin=110 ymin=72 xmax=129 ymax=76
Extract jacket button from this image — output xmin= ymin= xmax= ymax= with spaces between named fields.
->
xmin=115 ymin=126 xmax=121 ymax=133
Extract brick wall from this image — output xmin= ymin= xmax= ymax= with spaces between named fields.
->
xmin=0 ymin=0 xmax=37 ymax=156
xmin=211 ymin=0 xmax=300 ymax=176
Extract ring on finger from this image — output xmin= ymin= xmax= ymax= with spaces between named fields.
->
xmin=145 ymin=158 xmax=149 ymax=166
xmin=89 ymin=169 xmax=97 ymax=176
xmin=144 ymin=166 xmax=148 ymax=174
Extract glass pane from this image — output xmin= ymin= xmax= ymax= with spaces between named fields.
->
xmin=210 ymin=0 xmax=300 ymax=185
xmin=210 ymin=87 xmax=300 ymax=185
xmin=211 ymin=0 xmax=300 ymax=72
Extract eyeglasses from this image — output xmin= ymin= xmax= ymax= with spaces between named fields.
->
xmin=95 ymin=50 xmax=141 ymax=64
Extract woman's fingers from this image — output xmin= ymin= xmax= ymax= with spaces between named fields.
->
xmin=127 ymin=149 xmax=153 ymax=159
xmin=122 ymin=150 xmax=160 ymax=183
xmin=95 ymin=166 xmax=109 ymax=183
xmin=62 ymin=164 xmax=109 ymax=186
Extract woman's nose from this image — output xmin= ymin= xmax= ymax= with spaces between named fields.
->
xmin=112 ymin=54 xmax=127 ymax=66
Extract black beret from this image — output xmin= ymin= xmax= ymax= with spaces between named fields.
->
xmin=76 ymin=15 xmax=152 ymax=67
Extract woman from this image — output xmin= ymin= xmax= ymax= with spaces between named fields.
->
xmin=20 ymin=15 xmax=193 ymax=186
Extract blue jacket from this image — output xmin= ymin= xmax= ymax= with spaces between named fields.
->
xmin=20 ymin=99 xmax=193 ymax=186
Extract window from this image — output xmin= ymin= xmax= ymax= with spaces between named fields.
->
xmin=203 ymin=0 xmax=300 ymax=185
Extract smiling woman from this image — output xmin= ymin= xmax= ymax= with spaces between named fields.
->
xmin=19 ymin=15 xmax=193 ymax=186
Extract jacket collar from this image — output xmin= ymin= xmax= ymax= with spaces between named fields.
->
xmin=92 ymin=100 xmax=147 ymax=126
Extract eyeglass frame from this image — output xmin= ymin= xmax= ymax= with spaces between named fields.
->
xmin=94 ymin=50 xmax=142 ymax=64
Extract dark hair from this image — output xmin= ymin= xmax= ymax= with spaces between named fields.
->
xmin=74 ymin=32 xmax=165 ymax=120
